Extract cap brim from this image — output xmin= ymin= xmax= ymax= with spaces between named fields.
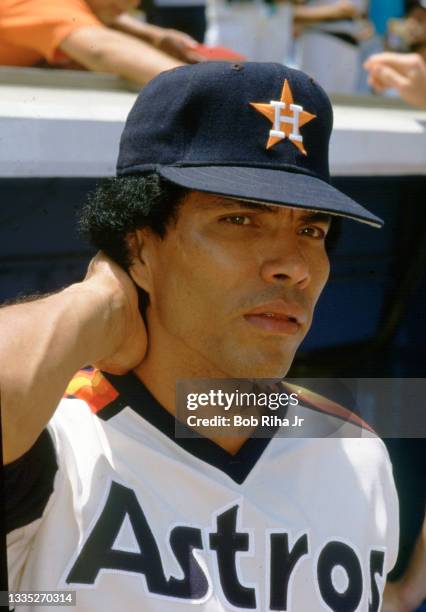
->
xmin=158 ymin=166 xmax=383 ymax=228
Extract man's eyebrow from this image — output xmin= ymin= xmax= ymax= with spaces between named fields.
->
xmin=203 ymin=198 xmax=332 ymax=223
xmin=298 ymin=212 xmax=332 ymax=225
xmin=205 ymin=198 xmax=279 ymax=213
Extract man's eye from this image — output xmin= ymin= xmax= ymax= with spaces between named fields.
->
xmin=221 ymin=215 xmax=252 ymax=226
xmin=298 ymin=226 xmax=326 ymax=239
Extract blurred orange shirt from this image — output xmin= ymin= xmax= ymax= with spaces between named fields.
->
xmin=0 ymin=0 xmax=103 ymax=67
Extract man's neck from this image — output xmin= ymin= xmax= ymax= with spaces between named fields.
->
xmin=132 ymin=335 xmax=253 ymax=455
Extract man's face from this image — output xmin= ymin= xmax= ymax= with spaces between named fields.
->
xmin=136 ymin=191 xmax=331 ymax=379
xmin=87 ymin=0 xmax=139 ymax=23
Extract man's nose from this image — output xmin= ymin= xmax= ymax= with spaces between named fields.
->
xmin=259 ymin=241 xmax=311 ymax=289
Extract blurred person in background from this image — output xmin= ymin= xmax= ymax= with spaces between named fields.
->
xmin=204 ymin=0 xmax=295 ymax=62
xmin=355 ymin=0 xmax=405 ymax=93
xmin=364 ymin=0 xmax=426 ymax=106
xmin=364 ymin=51 xmax=426 ymax=107
xmin=0 ymin=0 xmax=204 ymax=86
xmin=204 ymin=0 xmax=363 ymax=65
xmin=404 ymin=0 xmax=426 ymax=54
xmin=383 ymin=0 xmax=426 ymax=57
xmin=369 ymin=0 xmax=405 ymax=41
xmin=294 ymin=0 xmax=375 ymax=94
xmin=382 ymin=515 xmax=426 ymax=612
xmin=143 ymin=0 xmax=206 ymax=43
xmin=365 ymin=9 xmax=426 ymax=610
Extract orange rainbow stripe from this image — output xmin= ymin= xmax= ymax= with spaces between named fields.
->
xmin=284 ymin=383 xmax=375 ymax=434
xmin=65 ymin=369 xmax=119 ymax=414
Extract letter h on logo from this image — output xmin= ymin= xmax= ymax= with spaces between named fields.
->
xmin=269 ymin=102 xmax=303 ymax=143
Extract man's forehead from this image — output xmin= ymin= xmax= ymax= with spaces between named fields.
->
xmin=185 ymin=191 xmax=332 ymax=223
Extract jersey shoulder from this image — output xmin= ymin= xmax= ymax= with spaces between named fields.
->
xmin=63 ymin=368 xmax=129 ymax=422
xmin=284 ymin=382 xmax=376 ymax=435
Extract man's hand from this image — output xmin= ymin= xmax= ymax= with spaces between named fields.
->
xmin=150 ymin=28 xmax=205 ymax=64
xmin=60 ymin=26 xmax=182 ymax=87
xmin=83 ymin=252 xmax=147 ymax=374
xmin=364 ymin=52 xmax=426 ymax=109
xmin=109 ymin=13 xmax=204 ymax=64
xmin=0 ymin=252 xmax=147 ymax=463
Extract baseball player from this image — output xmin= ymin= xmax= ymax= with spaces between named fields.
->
xmin=2 ymin=62 xmax=398 ymax=611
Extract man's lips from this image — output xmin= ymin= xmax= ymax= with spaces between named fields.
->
xmin=243 ymin=300 xmax=306 ymax=336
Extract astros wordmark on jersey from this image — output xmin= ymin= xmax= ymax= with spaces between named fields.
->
xmin=7 ymin=369 xmax=398 ymax=611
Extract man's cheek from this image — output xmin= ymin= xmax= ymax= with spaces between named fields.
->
xmin=311 ymin=257 xmax=330 ymax=302
xmin=156 ymin=277 xmax=210 ymax=331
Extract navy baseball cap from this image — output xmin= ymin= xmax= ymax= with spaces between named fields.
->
xmin=117 ymin=62 xmax=383 ymax=227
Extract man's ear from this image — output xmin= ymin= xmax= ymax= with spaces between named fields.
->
xmin=126 ymin=229 xmax=153 ymax=293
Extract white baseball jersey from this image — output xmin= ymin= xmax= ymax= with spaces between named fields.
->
xmin=295 ymin=0 xmax=369 ymax=94
xmin=6 ymin=369 xmax=399 ymax=611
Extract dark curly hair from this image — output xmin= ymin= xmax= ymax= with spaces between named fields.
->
xmin=79 ymin=173 xmax=188 ymax=269
xmin=79 ymin=172 xmax=341 ymax=269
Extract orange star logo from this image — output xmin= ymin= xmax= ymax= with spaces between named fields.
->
xmin=250 ymin=79 xmax=316 ymax=155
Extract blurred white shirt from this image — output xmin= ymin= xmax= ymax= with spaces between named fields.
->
xmin=205 ymin=0 xmax=293 ymax=62
xmin=296 ymin=0 xmax=368 ymax=94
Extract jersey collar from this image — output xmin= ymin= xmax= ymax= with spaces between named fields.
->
xmin=102 ymin=371 xmax=283 ymax=485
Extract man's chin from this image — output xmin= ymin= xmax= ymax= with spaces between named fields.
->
xmin=207 ymin=341 xmax=297 ymax=379
xmin=223 ymin=357 xmax=294 ymax=380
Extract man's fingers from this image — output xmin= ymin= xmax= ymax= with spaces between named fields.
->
xmin=93 ymin=310 xmax=147 ymax=374
xmin=82 ymin=250 xmax=148 ymax=373
xmin=159 ymin=37 xmax=203 ymax=63
xmin=364 ymin=52 xmax=420 ymax=73
xmin=368 ymin=73 xmax=386 ymax=93
xmin=166 ymin=28 xmax=198 ymax=46
xmin=92 ymin=360 xmax=131 ymax=376
xmin=181 ymin=49 xmax=206 ymax=63
xmin=370 ymin=64 xmax=410 ymax=92
xmin=365 ymin=52 xmax=426 ymax=107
